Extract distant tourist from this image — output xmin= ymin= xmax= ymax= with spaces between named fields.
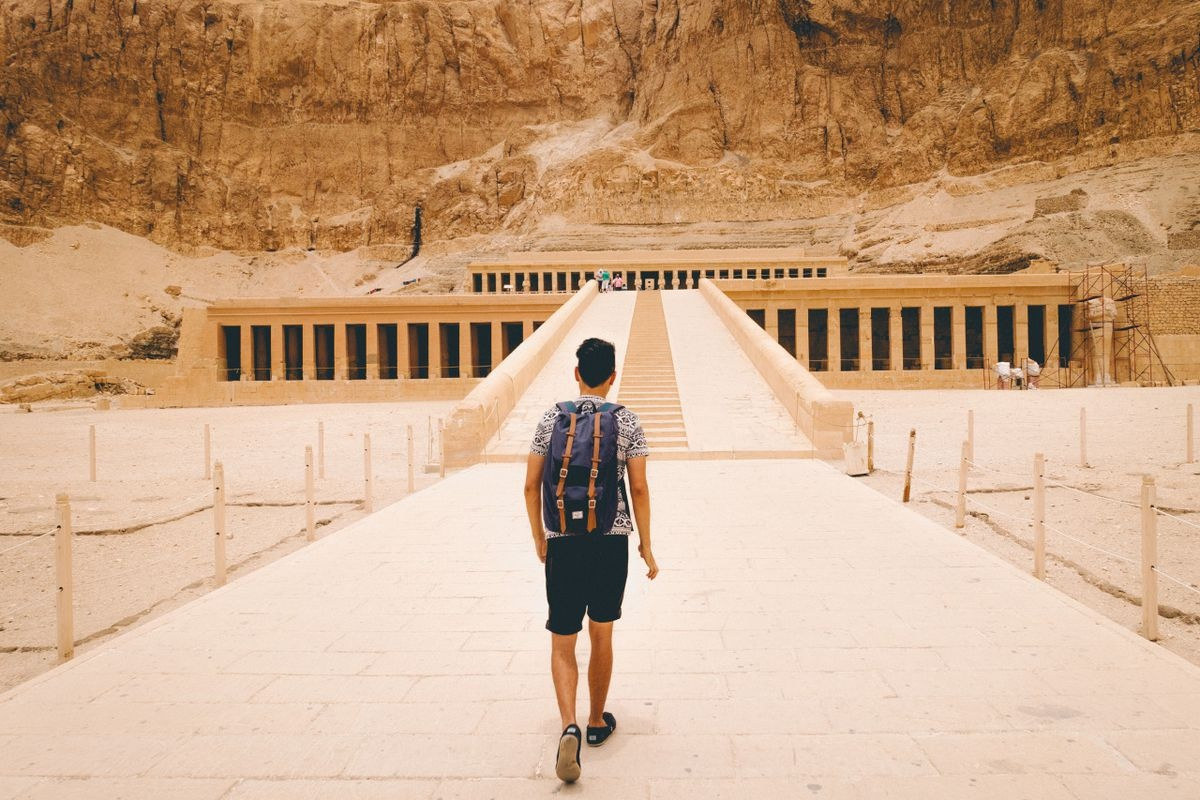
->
xmin=523 ymin=338 xmax=656 ymax=783
xmin=601 ymin=269 xmax=611 ymax=293
xmin=612 ymin=274 xmax=624 ymax=291
xmin=993 ymin=360 xmax=1012 ymax=390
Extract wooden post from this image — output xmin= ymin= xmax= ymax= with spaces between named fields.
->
xmin=305 ymin=446 xmax=315 ymax=542
xmin=438 ymin=419 xmax=446 ymax=478
xmin=1079 ymin=407 xmax=1088 ymax=468
xmin=55 ymin=493 xmax=74 ymax=662
xmin=966 ymin=410 xmax=974 ymax=463
xmin=88 ymin=425 xmax=96 ymax=482
xmin=1033 ymin=452 xmax=1046 ymax=580
xmin=866 ymin=418 xmax=875 ymax=474
xmin=363 ymin=433 xmax=374 ymax=513
xmin=213 ymin=461 xmax=227 ymax=586
xmin=1141 ymin=475 xmax=1159 ymax=641
xmin=1187 ymin=403 xmax=1195 ymax=464
xmin=902 ymin=429 xmax=916 ymax=503
xmin=406 ymin=424 xmax=415 ymax=493
xmin=955 ymin=440 xmax=969 ymax=528
xmin=317 ymin=420 xmax=326 ymax=480
xmin=203 ymin=423 xmax=212 ymax=481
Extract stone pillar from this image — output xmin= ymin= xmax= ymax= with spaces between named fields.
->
xmin=765 ymin=305 xmax=780 ymax=344
xmin=271 ymin=323 xmax=285 ymax=380
xmin=921 ymin=304 xmax=935 ymax=370
xmin=396 ymin=322 xmax=410 ymax=379
xmin=333 ymin=322 xmax=347 ymax=380
xmin=889 ymin=306 xmax=903 ymax=371
xmin=796 ymin=307 xmax=809 ymax=364
xmin=239 ymin=324 xmax=253 ymax=381
xmin=828 ymin=307 xmax=841 ymax=373
xmin=522 ymin=319 xmax=534 ymax=341
xmin=366 ymin=322 xmax=380 ymax=380
xmin=302 ymin=323 xmax=316 ymax=380
xmin=459 ymin=323 xmax=472 ymax=378
xmin=491 ymin=321 xmax=503 ymax=370
xmin=984 ymin=304 xmax=999 ymax=367
xmin=1015 ymin=302 xmax=1029 ymax=365
xmin=428 ymin=321 xmax=442 ymax=379
xmin=952 ymin=305 xmax=967 ymax=370
xmin=859 ymin=306 xmax=873 ymax=371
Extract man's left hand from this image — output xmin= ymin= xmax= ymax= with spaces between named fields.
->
xmin=534 ymin=536 xmax=547 ymax=564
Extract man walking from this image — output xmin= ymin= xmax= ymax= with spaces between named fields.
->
xmin=523 ymin=337 xmax=658 ymax=783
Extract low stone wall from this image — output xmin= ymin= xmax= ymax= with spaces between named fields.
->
xmin=698 ymin=279 xmax=854 ymax=456
xmin=0 ymin=359 xmax=176 ymax=387
xmin=443 ymin=282 xmax=600 ymax=466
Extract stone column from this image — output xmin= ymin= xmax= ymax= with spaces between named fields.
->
xmin=459 ymin=323 xmax=472 ymax=378
xmin=765 ymin=305 xmax=780 ymax=344
xmin=491 ymin=320 xmax=503 ymax=370
xmin=952 ymin=305 xmax=967 ymax=370
xmin=889 ymin=306 xmax=903 ymax=371
xmin=859 ymin=306 xmax=873 ymax=371
xmin=302 ymin=323 xmax=316 ymax=380
xmin=239 ymin=324 xmax=253 ymax=381
xmin=333 ymin=322 xmax=347 ymax=380
xmin=921 ymin=304 xmax=935 ymax=370
xmin=828 ymin=307 xmax=841 ymax=373
xmin=428 ymin=321 xmax=442 ymax=379
xmin=522 ymin=319 xmax=534 ymax=341
xmin=1015 ymin=302 xmax=1029 ymax=365
xmin=984 ymin=304 xmax=999 ymax=367
xmin=271 ymin=323 xmax=285 ymax=380
xmin=796 ymin=307 xmax=809 ymax=364
xmin=366 ymin=322 xmax=380 ymax=380
xmin=396 ymin=322 xmax=410 ymax=379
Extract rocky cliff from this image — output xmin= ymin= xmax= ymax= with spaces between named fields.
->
xmin=2 ymin=0 xmax=1198 ymax=256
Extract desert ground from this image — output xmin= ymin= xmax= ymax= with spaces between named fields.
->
xmin=0 ymin=400 xmax=459 ymax=692
xmin=840 ymin=385 xmax=1200 ymax=666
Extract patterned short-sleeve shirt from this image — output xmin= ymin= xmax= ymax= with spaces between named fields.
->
xmin=530 ymin=394 xmax=649 ymax=538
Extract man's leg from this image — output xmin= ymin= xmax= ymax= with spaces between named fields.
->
xmin=550 ymin=632 xmax=579 ymax=730
xmin=586 ymin=619 xmax=614 ymax=727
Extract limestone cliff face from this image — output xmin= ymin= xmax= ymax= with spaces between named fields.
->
xmin=2 ymin=0 xmax=1198 ymax=251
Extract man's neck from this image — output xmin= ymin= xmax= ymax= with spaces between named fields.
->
xmin=577 ymin=384 xmax=610 ymax=400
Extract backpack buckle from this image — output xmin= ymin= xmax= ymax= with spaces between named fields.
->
xmin=556 ymin=499 xmax=564 ymax=509
xmin=589 ymin=468 xmax=599 ymax=479
xmin=559 ymin=468 xmax=568 ymax=479
xmin=588 ymin=499 xmax=596 ymax=509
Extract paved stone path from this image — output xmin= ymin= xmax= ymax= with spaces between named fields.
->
xmin=661 ymin=290 xmax=811 ymax=454
xmin=2 ymin=459 xmax=1199 ymax=798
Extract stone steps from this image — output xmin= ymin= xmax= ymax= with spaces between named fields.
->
xmin=617 ymin=291 xmax=687 ymax=451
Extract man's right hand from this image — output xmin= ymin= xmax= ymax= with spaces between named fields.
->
xmin=638 ymin=543 xmax=659 ymax=580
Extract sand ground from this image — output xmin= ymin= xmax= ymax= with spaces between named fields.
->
xmin=0 ymin=400 xmax=459 ymax=692
xmin=838 ymin=385 xmax=1200 ymax=666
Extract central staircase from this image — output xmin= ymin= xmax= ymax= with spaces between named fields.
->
xmin=617 ymin=292 xmax=688 ymax=452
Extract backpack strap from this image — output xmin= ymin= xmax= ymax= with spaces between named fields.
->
xmin=555 ymin=411 xmax=578 ymax=532
xmin=586 ymin=412 xmax=602 ymax=531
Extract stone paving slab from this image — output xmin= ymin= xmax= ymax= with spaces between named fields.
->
xmin=2 ymin=460 xmax=1200 ymax=798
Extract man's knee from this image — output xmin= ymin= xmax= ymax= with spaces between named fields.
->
xmin=551 ymin=632 xmax=578 ymax=653
xmin=587 ymin=619 xmax=614 ymax=642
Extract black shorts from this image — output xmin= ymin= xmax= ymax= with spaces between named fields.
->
xmin=544 ymin=534 xmax=629 ymax=635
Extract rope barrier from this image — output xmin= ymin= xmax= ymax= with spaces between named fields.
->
xmin=1042 ymin=478 xmax=1140 ymax=509
xmin=908 ymin=474 xmax=1033 ymax=532
xmin=965 ymin=460 xmax=1031 ymax=481
xmin=73 ymin=492 xmax=213 ymax=534
xmin=0 ymin=527 xmax=57 ymax=557
xmin=1041 ymin=521 xmax=1139 ymax=567
xmin=1152 ymin=566 xmax=1200 ymax=598
xmin=1154 ymin=508 xmax=1200 ymax=533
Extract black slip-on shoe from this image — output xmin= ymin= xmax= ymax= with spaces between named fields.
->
xmin=556 ymin=724 xmax=582 ymax=782
xmin=586 ymin=712 xmax=617 ymax=747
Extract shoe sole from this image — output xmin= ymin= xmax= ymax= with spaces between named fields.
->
xmin=556 ymin=735 xmax=581 ymax=783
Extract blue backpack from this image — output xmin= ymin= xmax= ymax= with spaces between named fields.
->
xmin=542 ymin=401 xmax=624 ymax=535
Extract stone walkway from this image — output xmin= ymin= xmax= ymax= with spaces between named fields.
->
xmin=662 ymin=291 xmax=811 ymax=454
xmin=2 ymin=459 xmax=1199 ymax=798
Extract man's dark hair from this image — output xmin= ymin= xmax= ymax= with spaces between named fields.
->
xmin=576 ymin=338 xmax=616 ymax=388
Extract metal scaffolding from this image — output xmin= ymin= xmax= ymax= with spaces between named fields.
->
xmin=1045 ymin=264 xmax=1174 ymax=388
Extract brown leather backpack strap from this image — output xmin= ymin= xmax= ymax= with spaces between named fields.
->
xmin=586 ymin=412 xmax=602 ymax=531
xmin=556 ymin=412 xmax=577 ymax=532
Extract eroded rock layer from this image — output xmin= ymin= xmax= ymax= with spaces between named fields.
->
xmin=2 ymin=0 xmax=1199 ymax=252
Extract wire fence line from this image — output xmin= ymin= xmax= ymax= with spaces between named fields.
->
xmin=1152 ymin=567 xmax=1200 ymax=598
xmin=0 ymin=527 xmax=57 ymax=557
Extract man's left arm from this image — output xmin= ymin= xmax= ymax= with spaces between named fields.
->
xmin=524 ymin=453 xmax=547 ymax=563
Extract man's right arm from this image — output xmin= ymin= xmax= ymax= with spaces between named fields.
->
xmin=626 ymin=456 xmax=657 ymax=579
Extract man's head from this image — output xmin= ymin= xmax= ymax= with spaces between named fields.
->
xmin=575 ymin=338 xmax=617 ymax=391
